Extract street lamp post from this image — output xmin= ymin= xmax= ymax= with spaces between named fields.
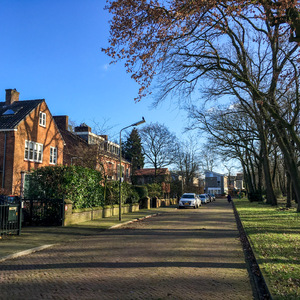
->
xmin=119 ymin=117 xmax=146 ymax=221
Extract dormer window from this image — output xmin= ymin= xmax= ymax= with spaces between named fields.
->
xmin=3 ymin=109 xmax=15 ymax=115
xmin=39 ymin=112 xmax=46 ymax=127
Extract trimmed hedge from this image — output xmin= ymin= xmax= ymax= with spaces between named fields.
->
xmin=105 ymin=181 xmax=140 ymax=205
xmin=24 ymin=165 xmax=104 ymax=209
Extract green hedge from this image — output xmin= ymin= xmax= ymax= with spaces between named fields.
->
xmin=24 ymin=165 xmax=104 ymax=209
xmin=105 ymin=181 xmax=140 ymax=205
xmin=146 ymin=183 xmax=162 ymax=198
xmin=133 ymin=185 xmax=148 ymax=198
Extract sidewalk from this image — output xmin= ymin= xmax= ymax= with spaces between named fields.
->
xmin=0 ymin=207 xmax=164 ymax=262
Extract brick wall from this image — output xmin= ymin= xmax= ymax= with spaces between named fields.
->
xmin=0 ymin=101 xmax=64 ymax=195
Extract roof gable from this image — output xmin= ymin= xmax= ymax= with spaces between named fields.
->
xmin=0 ymin=99 xmax=44 ymax=130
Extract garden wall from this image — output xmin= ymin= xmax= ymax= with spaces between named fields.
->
xmin=63 ymin=201 xmax=139 ymax=226
xmin=63 ymin=197 xmax=178 ymax=226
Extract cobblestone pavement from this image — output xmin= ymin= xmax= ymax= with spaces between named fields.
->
xmin=0 ymin=199 xmax=254 ymax=300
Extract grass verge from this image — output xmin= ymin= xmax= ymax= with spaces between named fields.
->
xmin=234 ymin=198 xmax=300 ymax=299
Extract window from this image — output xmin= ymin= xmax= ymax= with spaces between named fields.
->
xmin=24 ymin=141 xmax=43 ymax=163
xmin=39 ymin=112 xmax=46 ymax=127
xmin=107 ymin=162 xmax=114 ymax=179
xmin=50 ymin=147 xmax=57 ymax=164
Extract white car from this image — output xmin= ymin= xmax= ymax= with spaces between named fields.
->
xmin=199 ymin=194 xmax=208 ymax=204
xmin=178 ymin=193 xmax=201 ymax=209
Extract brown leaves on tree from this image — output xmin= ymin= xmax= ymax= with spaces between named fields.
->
xmin=103 ymin=0 xmax=299 ymax=101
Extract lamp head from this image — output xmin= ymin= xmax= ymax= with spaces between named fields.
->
xmin=132 ymin=117 xmax=146 ymax=127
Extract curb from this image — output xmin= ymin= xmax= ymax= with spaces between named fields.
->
xmin=0 ymin=244 xmax=55 ymax=263
xmin=232 ymin=201 xmax=273 ymax=300
xmin=0 ymin=213 xmax=161 ymax=262
xmin=109 ymin=213 xmax=160 ymax=229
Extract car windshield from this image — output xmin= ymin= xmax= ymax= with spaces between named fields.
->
xmin=199 ymin=195 xmax=205 ymax=198
xmin=181 ymin=194 xmax=195 ymax=199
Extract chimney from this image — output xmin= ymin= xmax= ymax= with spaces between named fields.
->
xmin=5 ymin=89 xmax=19 ymax=105
xmin=100 ymin=135 xmax=108 ymax=140
xmin=54 ymin=115 xmax=69 ymax=131
xmin=75 ymin=123 xmax=91 ymax=133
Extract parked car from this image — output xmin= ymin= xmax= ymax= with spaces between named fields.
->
xmin=178 ymin=193 xmax=201 ymax=209
xmin=209 ymin=194 xmax=216 ymax=201
xmin=199 ymin=194 xmax=208 ymax=204
xmin=206 ymin=194 xmax=212 ymax=202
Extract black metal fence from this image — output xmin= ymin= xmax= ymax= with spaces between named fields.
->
xmin=22 ymin=198 xmax=64 ymax=226
xmin=0 ymin=202 xmax=22 ymax=236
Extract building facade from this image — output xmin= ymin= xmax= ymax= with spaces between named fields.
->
xmin=0 ymin=89 xmax=64 ymax=195
xmin=204 ymin=170 xmax=228 ymax=196
xmin=54 ymin=117 xmax=132 ymax=183
xmin=134 ymin=168 xmax=171 ymax=198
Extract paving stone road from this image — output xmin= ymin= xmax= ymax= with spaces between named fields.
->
xmin=0 ymin=199 xmax=254 ymax=300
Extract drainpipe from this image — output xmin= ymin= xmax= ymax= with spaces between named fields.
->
xmin=2 ymin=132 xmax=7 ymax=189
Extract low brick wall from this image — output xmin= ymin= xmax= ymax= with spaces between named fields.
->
xmin=63 ymin=202 xmax=139 ymax=226
xmin=63 ymin=198 xmax=177 ymax=226
xmin=156 ymin=198 xmax=178 ymax=207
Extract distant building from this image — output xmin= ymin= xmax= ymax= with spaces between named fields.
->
xmin=134 ymin=168 xmax=171 ymax=198
xmin=227 ymin=173 xmax=244 ymax=193
xmin=235 ymin=173 xmax=244 ymax=190
xmin=204 ymin=170 xmax=228 ymax=195
xmin=54 ymin=117 xmax=131 ymax=182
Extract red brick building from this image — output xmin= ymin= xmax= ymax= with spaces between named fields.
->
xmin=134 ymin=168 xmax=171 ymax=197
xmin=54 ymin=116 xmax=131 ymax=182
xmin=0 ymin=89 xmax=64 ymax=195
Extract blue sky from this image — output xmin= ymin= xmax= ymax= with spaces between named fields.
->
xmin=0 ymin=0 xmax=189 ymax=142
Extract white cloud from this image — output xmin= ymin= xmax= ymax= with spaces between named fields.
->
xmin=102 ymin=64 xmax=110 ymax=71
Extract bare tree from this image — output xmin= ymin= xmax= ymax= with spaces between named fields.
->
xmin=175 ymin=137 xmax=200 ymax=193
xmin=189 ymin=103 xmax=278 ymax=203
xmin=104 ymin=0 xmax=300 ymax=209
xmin=198 ymin=147 xmax=219 ymax=173
xmin=139 ymin=122 xmax=178 ymax=179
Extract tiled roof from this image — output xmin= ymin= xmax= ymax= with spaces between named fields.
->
xmin=0 ymin=99 xmax=44 ymax=130
xmin=57 ymin=123 xmax=89 ymax=149
xmin=134 ymin=168 xmax=169 ymax=176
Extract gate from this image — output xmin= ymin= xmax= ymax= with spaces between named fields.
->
xmin=0 ymin=202 xmax=22 ymax=236
xmin=22 ymin=198 xmax=64 ymax=226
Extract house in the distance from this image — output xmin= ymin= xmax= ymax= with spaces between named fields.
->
xmin=53 ymin=115 xmax=91 ymax=167
xmin=205 ymin=170 xmax=228 ymax=196
xmin=227 ymin=173 xmax=244 ymax=194
xmin=134 ymin=168 xmax=171 ymax=198
xmin=0 ymin=89 xmax=64 ymax=195
xmin=54 ymin=117 xmax=131 ymax=182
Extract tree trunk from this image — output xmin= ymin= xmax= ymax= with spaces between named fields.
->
xmin=286 ymin=171 xmax=292 ymax=208
xmin=257 ymin=117 xmax=277 ymax=205
xmin=270 ymin=122 xmax=300 ymax=211
xmin=257 ymin=159 xmax=263 ymax=201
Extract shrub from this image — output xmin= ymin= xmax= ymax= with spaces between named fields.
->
xmin=146 ymin=183 xmax=162 ymax=198
xmin=133 ymin=185 xmax=148 ymax=198
xmin=24 ymin=165 xmax=104 ymax=209
xmin=105 ymin=181 xmax=140 ymax=205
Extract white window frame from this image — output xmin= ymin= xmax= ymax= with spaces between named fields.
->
xmin=50 ymin=146 xmax=57 ymax=164
xmin=24 ymin=141 xmax=43 ymax=163
xmin=39 ymin=111 xmax=46 ymax=127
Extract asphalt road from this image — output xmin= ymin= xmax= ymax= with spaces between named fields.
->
xmin=0 ymin=199 xmax=254 ymax=300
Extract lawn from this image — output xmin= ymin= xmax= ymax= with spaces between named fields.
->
xmin=234 ymin=198 xmax=300 ymax=299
